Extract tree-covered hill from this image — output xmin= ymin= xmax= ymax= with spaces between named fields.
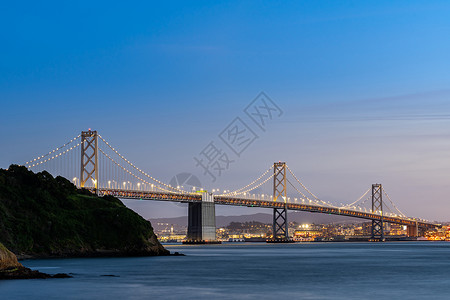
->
xmin=0 ymin=165 xmax=168 ymax=257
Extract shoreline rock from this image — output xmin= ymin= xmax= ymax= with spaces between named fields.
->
xmin=0 ymin=266 xmax=71 ymax=280
xmin=1 ymin=242 xmax=71 ymax=280
xmin=0 ymin=166 xmax=169 ymax=259
xmin=0 ymin=242 xmax=22 ymax=270
xmin=16 ymin=250 xmax=172 ymax=260
xmin=0 ymin=165 xmax=176 ymax=274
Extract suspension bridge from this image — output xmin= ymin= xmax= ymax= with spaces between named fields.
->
xmin=24 ymin=130 xmax=439 ymax=243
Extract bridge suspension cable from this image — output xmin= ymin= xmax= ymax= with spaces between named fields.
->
xmin=382 ymin=187 xmax=407 ymax=218
xmin=286 ymin=179 xmax=336 ymax=207
xmin=358 ymin=195 xmax=371 ymax=209
xmin=286 ymin=178 xmax=312 ymax=204
xmin=224 ymin=173 xmax=275 ymax=196
xmin=219 ymin=165 xmax=274 ymax=196
xmin=286 ymin=165 xmax=336 ymax=207
xmin=26 ymin=142 xmax=81 ymax=168
xmin=98 ymin=148 xmax=182 ymax=194
xmin=24 ymin=135 xmax=81 ymax=167
xmin=286 ymin=165 xmax=322 ymax=200
xmin=97 ymin=135 xmax=188 ymax=194
xmin=338 ymin=187 xmax=371 ymax=209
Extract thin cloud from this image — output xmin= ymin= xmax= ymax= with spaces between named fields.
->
xmin=297 ymin=89 xmax=450 ymax=123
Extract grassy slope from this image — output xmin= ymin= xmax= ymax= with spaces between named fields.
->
xmin=0 ymin=165 xmax=168 ymax=256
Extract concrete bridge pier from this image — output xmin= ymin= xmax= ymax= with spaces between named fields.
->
xmin=184 ymin=192 xmax=219 ymax=244
xmin=406 ymin=222 xmax=419 ymax=237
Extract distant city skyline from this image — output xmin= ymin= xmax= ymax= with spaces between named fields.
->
xmin=2 ymin=1 xmax=450 ymax=221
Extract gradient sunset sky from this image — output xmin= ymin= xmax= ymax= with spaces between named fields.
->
xmin=1 ymin=1 xmax=450 ymax=220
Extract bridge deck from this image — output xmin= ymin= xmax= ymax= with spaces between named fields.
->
xmin=92 ymin=188 xmax=439 ymax=229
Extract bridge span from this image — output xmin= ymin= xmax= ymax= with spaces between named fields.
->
xmin=93 ymin=188 xmax=437 ymax=228
xmin=25 ymin=130 xmax=441 ymax=243
xmin=92 ymin=187 xmax=438 ymax=239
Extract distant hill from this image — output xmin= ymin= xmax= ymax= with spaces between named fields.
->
xmin=0 ymin=165 xmax=168 ymax=257
xmin=150 ymin=211 xmax=363 ymax=228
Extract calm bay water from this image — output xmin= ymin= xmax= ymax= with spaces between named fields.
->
xmin=1 ymin=242 xmax=450 ymax=299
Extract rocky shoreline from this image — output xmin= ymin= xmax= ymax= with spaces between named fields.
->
xmin=0 ymin=242 xmax=71 ymax=280
xmin=12 ymin=233 xmax=170 ymax=260
xmin=16 ymin=251 xmax=183 ymax=260
xmin=0 ymin=266 xmax=71 ymax=280
xmin=0 ymin=166 xmax=177 ymax=279
xmin=2 ymin=244 xmax=184 ymax=280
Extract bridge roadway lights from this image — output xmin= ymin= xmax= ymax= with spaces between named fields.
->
xmin=183 ymin=192 xmax=221 ymax=244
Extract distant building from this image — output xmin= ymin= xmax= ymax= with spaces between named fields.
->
xmin=293 ymin=224 xmax=323 ymax=242
xmin=388 ymin=223 xmax=407 ymax=236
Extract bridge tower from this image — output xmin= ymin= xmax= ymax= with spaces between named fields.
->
xmin=80 ymin=130 xmax=98 ymax=189
xmin=272 ymin=162 xmax=289 ymax=241
xmin=371 ymin=184 xmax=384 ymax=241
xmin=185 ymin=192 xmax=218 ymax=244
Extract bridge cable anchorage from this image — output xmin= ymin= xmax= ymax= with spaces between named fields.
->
xmin=218 ymin=165 xmax=274 ymax=196
xmin=339 ymin=187 xmax=371 ymax=209
xmin=24 ymin=134 xmax=81 ymax=167
xmin=382 ymin=187 xmax=407 ymax=218
xmin=98 ymin=148 xmax=187 ymax=194
xmin=97 ymin=135 xmax=188 ymax=194
xmin=286 ymin=165 xmax=336 ymax=207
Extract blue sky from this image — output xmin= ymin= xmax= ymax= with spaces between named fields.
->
xmin=1 ymin=1 xmax=450 ymax=220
